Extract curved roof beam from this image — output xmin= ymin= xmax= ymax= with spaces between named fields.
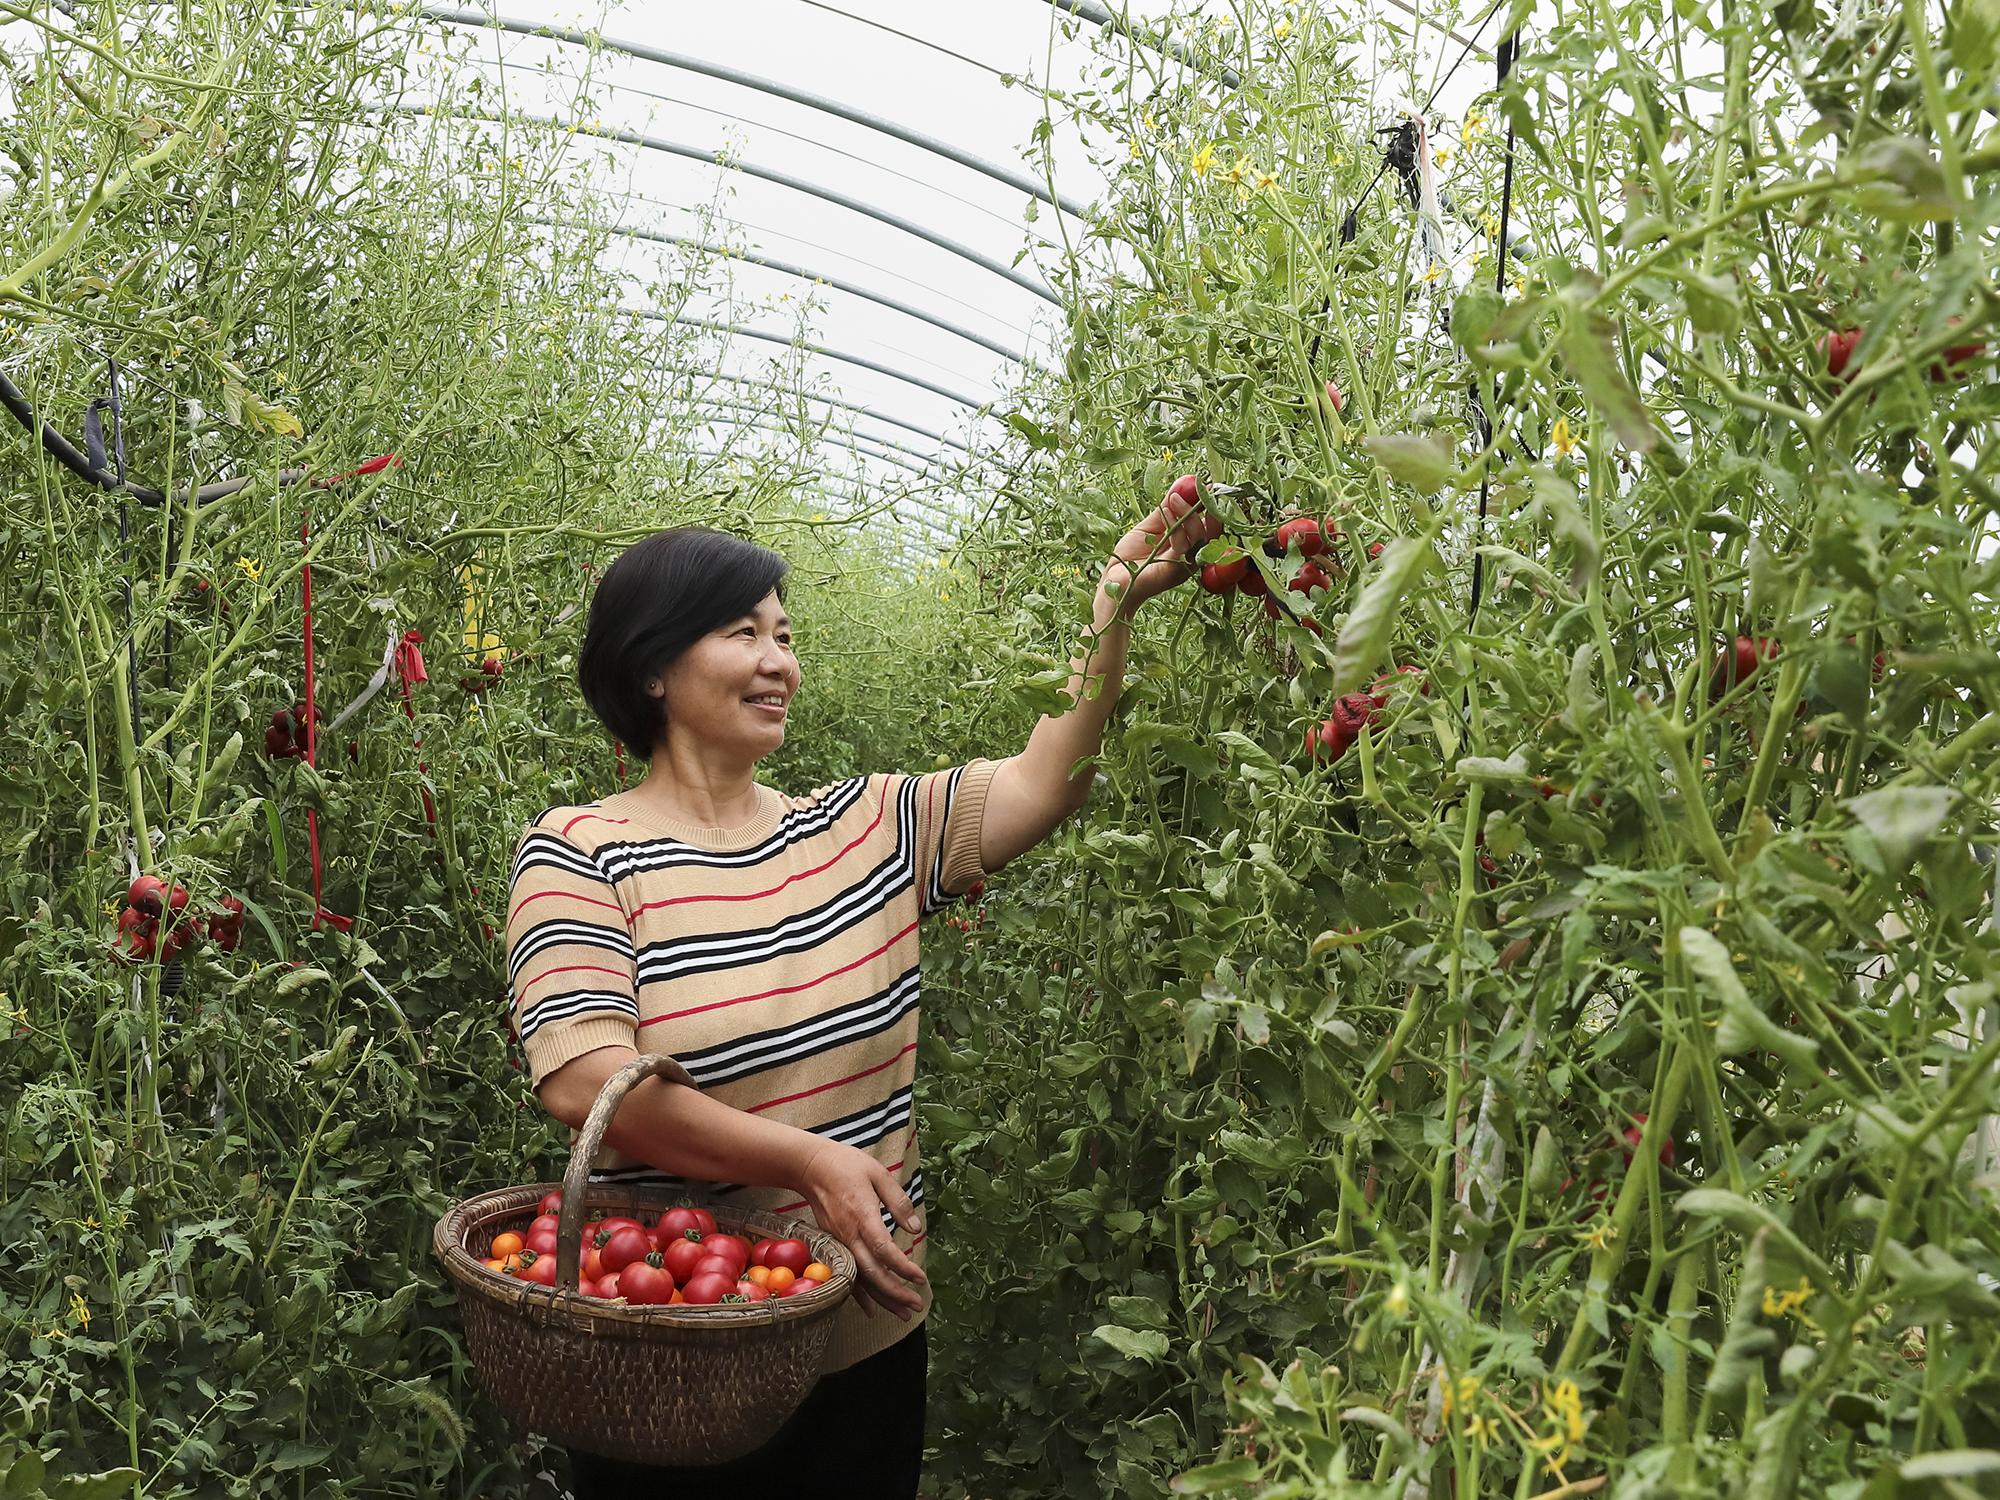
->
xmin=687 ymin=412 xmax=939 ymax=478
xmin=643 ymin=311 xmax=996 ymax=410
xmin=420 ymin=5 xmax=1090 ymax=219
xmin=654 ymin=366 xmax=975 ymax=454
xmin=1039 ymin=0 xmax=1242 ymax=88
xmin=401 ymin=103 xmax=1059 ymax=306
xmin=553 ymin=219 xmax=1046 ymax=370
xmin=682 ymin=395 xmax=956 ymax=469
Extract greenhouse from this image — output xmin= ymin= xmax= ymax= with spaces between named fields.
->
xmin=2 ymin=0 xmax=1997 ymax=1495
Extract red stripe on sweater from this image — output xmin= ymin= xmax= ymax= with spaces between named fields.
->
xmin=559 ymin=810 xmax=630 ymax=836
xmin=640 ymin=919 xmax=919 ymax=1025
xmin=508 ymin=887 xmax=625 ymax=922
xmin=632 ymin=799 xmax=886 ymax=913
xmin=747 ymin=1042 xmax=916 ymax=1114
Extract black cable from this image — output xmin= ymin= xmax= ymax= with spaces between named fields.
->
xmin=0 ymin=365 xmax=305 ymax=506
xmin=1467 ymin=29 xmax=1522 ymax=629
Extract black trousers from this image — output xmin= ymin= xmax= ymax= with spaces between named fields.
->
xmin=565 ymin=1322 xmax=927 ymax=1499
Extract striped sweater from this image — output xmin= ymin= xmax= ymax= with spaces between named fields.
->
xmin=505 ymin=760 xmax=996 ymax=1373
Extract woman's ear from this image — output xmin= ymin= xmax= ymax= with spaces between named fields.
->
xmin=644 ymin=677 xmax=665 ymax=700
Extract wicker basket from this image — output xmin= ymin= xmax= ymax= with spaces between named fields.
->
xmin=434 ymin=1052 xmax=857 ymax=1464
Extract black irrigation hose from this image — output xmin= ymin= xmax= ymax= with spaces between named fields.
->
xmin=0 ymin=365 xmax=305 ymax=506
xmin=1467 ymin=30 xmax=1523 ymax=629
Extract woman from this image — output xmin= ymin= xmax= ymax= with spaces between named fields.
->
xmin=505 ymin=483 xmax=1218 ymax=1495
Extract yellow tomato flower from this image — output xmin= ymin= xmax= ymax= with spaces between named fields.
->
xmin=1579 ymin=1217 xmax=1616 ymax=1251
xmin=69 ymin=1293 xmax=90 ymax=1330
xmin=1256 ymin=170 xmax=1277 ymax=190
xmin=1433 ymin=146 xmax=1452 ymax=167
xmin=1466 ymin=1412 xmax=1499 ymax=1447
xmin=235 ymin=556 xmax=262 ymax=581
xmin=1552 ymin=416 xmax=1577 ymax=456
xmin=1273 ymin=17 xmax=1292 ymax=39
xmin=1420 ymin=263 xmax=1444 ymax=285
xmin=1464 ymin=109 xmax=1487 ymax=139
xmin=1761 ymin=1277 xmax=1813 ymax=1320
xmin=1190 ymin=141 xmax=1217 ymax=176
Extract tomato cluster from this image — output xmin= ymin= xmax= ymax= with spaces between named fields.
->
xmin=479 ymin=1193 xmax=837 ymax=1306
xmin=114 ymin=876 xmax=244 ymax=964
xmin=459 ymin=657 xmax=504 ymax=695
xmin=1305 ymin=666 xmax=1426 ymax=765
xmin=263 ymin=703 xmax=320 ymax=760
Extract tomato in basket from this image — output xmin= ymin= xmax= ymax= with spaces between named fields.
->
xmin=701 ymin=1233 xmax=752 ymax=1273
xmin=620 ymin=1256 xmax=675 ymax=1305
xmin=662 ymin=1236 xmax=710 ymax=1284
xmin=759 ymin=1238 xmax=811 ymax=1276
xmin=690 ymin=1254 xmax=739 ymax=1282
xmin=656 ymin=1206 xmax=706 ymax=1241
xmin=598 ymin=1226 xmax=653 ymax=1273
xmin=680 ymin=1271 xmax=736 ymax=1305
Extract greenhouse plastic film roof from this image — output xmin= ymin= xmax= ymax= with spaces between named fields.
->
xmin=377 ymin=0 xmax=1495 ymax=547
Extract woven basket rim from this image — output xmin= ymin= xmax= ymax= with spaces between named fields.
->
xmin=434 ymin=1181 xmax=857 ymax=1330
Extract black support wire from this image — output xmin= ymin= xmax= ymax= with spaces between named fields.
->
xmin=1467 ymin=26 xmax=1522 ymax=629
xmin=420 ymin=5 xmax=1090 ymax=218
xmin=395 ymin=102 xmax=1060 ymax=306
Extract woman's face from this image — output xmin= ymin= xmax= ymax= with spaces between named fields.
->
xmin=652 ymin=590 xmax=800 ymax=763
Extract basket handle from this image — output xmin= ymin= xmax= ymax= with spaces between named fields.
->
xmin=553 ymin=1051 xmax=699 ymax=1291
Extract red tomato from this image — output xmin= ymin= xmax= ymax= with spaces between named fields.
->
xmin=528 ymin=1214 xmax=561 ymax=1237
xmin=1274 ymin=517 xmax=1328 ymax=557
xmin=662 ymin=1236 xmax=710 ymax=1285
xmin=1366 ymin=541 xmax=1385 ymax=561
xmin=537 ymin=1190 xmax=564 ymax=1217
xmin=777 ymin=1274 xmax=819 ymax=1297
xmin=578 ymin=1277 xmax=601 ymax=1299
xmin=733 ymin=1279 xmax=771 ymax=1302
xmin=126 ymin=875 xmax=170 ymax=915
xmin=1819 ymin=327 xmax=1862 ymax=381
xmin=581 ymin=1245 xmax=604 ymax=1282
xmin=597 ymin=1271 xmax=622 ymax=1300
xmin=1620 ymin=1112 xmax=1678 ymax=1169
xmin=689 ymin=1208 xmax=718 ymax=1236
xmin=599 ymin=1226 xmax=653 ymax=1273
xmin=1324 ymin=379 xmax=1344 ymax=414
xmin=657 ymin=1207 xmax=704 ymax=1240
xmin=594 ymin=1216 xmax=645 ymax=1239
xmin=519 ymin=1252 xmax=557 ymax=1287
xmin=619 ymin=1257 xmax=676 ymax=1305
xmin=1305 ymin=718 xmax=1354 ymax=763
xmin=523 ymin=1227 xmax=559 ymax=1258
xmin=1198 ymin=553 xmax=1249 ymax=594
xmin=750 ymin=1238 xmax=779 ymax=1268
xmin=680 ymin=1272 xmax=737 ymax=1305
xmin=1237 ymin=564 xmax=1269 ymax=598
xmin=690 ymin=1255 xmax=739 ymax=1282
xmin=1168 ymin=474 xmax=1200 ymax=505
xmin=701 ymin=1234 xmax=752 ymax=1273
xmin=762 ymin=1238 xmax=812 ymax=1276
xmin=1288 ymin=561 xmax=1332 ymax=595
xmin=1711 ymin=634 xmax=1778 ymax=698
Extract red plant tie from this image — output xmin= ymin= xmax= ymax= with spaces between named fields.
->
xmin=394 ymin=629 xmax=437 ymax=828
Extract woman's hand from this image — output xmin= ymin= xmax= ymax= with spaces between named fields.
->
xmin=1096 ymin=476 xmax=1223 ymax=621
xmin=795 ymin=1138 xmax=928 ymax=1320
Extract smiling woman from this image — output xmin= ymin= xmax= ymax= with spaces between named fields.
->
xmin=504 ymin=496 xmax=1215 ymax=1492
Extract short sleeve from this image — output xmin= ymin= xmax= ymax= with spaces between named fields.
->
xmin=505 ymin=818 xmax=641 ymax=1087
xmin=886 ymin=759 xmax=998 ymax=918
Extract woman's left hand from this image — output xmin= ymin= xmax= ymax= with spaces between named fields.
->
xmin=1097 ymin=476 xmax=1224 ymax=620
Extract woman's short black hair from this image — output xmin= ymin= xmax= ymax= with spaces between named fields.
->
xmin=577 ymin=527 xmax=789 ymax=758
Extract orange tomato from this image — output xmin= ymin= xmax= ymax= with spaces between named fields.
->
xmin=491 ymin=1231 xmax=525 ymax=1258
xmin=483 ymin=1257 xmax=505 ymax=1272
xmin=803 ymin=1262 xmax=833 ymax=1283
xmin=670 ymin=1290 xmax=685 ymax=1303
xmin=765 ymin=1266 xmax=796 ymax=1293
xmin=502 ymin=1252 xmax=525 ymax=1272
xmin=582 ymin=1245 xmax=605 ymax=1281
xmin=745 ymin=1265 xmax=772 ymax=1287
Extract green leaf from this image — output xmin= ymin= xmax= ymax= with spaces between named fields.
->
xmin=1451 ymin=287 xmax=1504 ymax=355
xmin=1949 ymin=0 xmax=2000 ymax=76
xmin=49 ymin=1470 xmax=144 ymax=1500
xmin=1558 ymin=276 xmax=1659 ymax=451
xmin=1091 ymin=1324 xmax=1169 ymax=1363
xmin=1531 ymin=466 xmax=1600 ymax=590
xmin=1843 ymin=785 xmax=1955 ymax=873
xmin=1360 ymin=434 xmax=1456 ymax=492
xmin=1849 ymin=136 xmax=1957 ymax=220
xmin=1108 ymin=1294 xmax=1170 ymax=1330
xmin=1170 ymin=1459 xmax=1260 ymax=1493
xmin=1682 ymin=926 xmax=1820 ymax=1073
xmin=1332 ymin=537 xmax=1431 ymax=695
xmin=1901 ymin=1451 xmax=2000 ymax=1481
xmin=1455 ymin=751 xmax=1530 ymax=786
xmin=1666 ymin=267 xmax=1742 ymax=336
